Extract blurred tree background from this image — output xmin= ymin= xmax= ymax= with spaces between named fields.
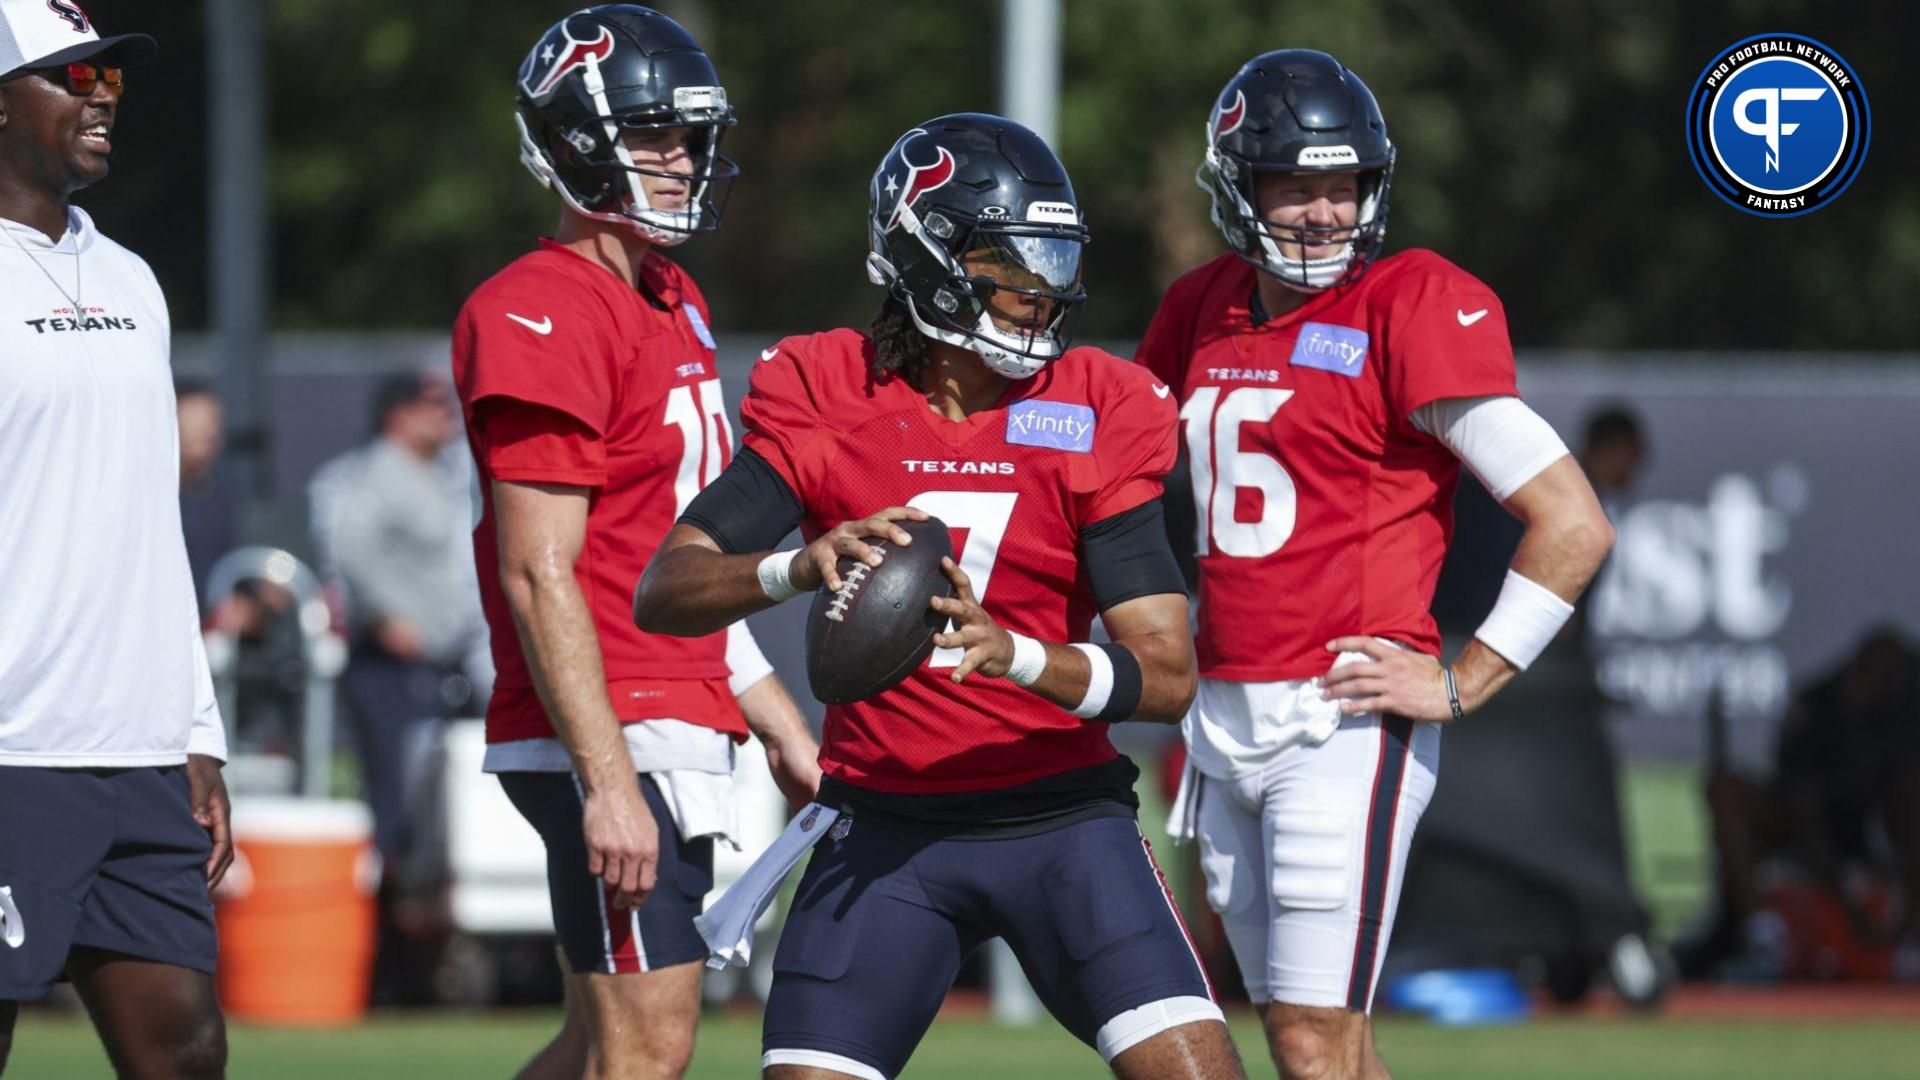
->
xmin=75 ymin=0 xmax=1917 ymax=349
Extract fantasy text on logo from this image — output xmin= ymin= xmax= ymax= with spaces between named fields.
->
xmin=1686 ymin=34 xmax=1869 ymax=218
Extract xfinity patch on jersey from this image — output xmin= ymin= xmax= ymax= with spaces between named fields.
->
xmin=1006 ymin=400 xmax=1095 ymax=453
xmin=683 ymin=304 xmax=717 ymax=349
xmin=1289 ymin=322 xmax=1370 ymax=377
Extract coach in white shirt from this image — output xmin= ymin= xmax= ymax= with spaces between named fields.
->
xmin=0 ymin=4 xmax=231 ymax=1076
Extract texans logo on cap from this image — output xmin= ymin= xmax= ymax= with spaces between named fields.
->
xmin=48 ymin=1 xmax=89 ymax=34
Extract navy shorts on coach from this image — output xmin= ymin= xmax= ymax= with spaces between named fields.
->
xmin=0 ymin=765 xmax=218 ymax=999
xmin=763 ymin=811 xmax=1215 ymax=1078
xmin=499 ymin=772 xmax=713 ymax=975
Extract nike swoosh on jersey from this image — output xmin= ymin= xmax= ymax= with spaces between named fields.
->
xmin=1152 ymin=383 xmax=1171 ymax=399
xmin=759 ymin=347 xmax=779 ymax=362
xmin=506 ymin=312 xmax=553 ymax=335
xmin=1456 ymin=308 xmax=1489 ymax=327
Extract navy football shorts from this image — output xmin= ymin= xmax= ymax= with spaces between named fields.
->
xmin=762 ymin=811 xmax=1220 ymax=1078
xmin=498 ymin=772 xmax=713 ymax=975
xmin=0 ymin=765 xmax=218 ymax=1000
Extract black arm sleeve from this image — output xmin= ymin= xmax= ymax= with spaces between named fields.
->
xmin=1080 ymin=500 xmax=1189 ymax=611
xmin=679 ymin=447 xmax=806 ymax=555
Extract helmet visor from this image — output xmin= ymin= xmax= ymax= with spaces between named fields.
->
xmin=964 ymin=229 xmax=1084 ymax=294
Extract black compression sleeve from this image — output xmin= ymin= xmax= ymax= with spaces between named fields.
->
xmin=1080 ymin=500 xmax=1189 ymax=610
xmin=680 ymin=447 xmax=805 ymax=554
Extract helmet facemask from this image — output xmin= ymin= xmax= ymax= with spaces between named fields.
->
xmin=1199 ymin=138 xmax=1394 ymax=292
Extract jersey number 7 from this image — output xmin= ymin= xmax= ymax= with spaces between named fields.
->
xmin=1180 ymin=386 xmax=1296 ymax=558
xmin=907 ymin=490 xmax=1017 ymax=669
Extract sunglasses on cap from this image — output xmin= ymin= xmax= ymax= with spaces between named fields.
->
xmin=2 ymin=61 xmax=124 ymax=95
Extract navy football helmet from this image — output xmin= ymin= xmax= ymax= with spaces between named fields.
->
xmin=1197 ymin=50 xmax=1395 ymax=290
xmin=865 ymin=114 xmax=1089 ymax=379
xmin=515 ymin=5 xmax=737 ymax=245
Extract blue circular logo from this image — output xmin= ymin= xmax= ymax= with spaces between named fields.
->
xmin=1686 ymin=34 xmax=1869 ymax=218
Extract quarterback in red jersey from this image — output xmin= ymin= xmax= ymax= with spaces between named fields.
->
xmin=637 ymin=115 xmax=1243 ymax=1080
xmin=1143 ymin=51 xmax=1615 ymax=1079
xmin=450 ymin=8 xmax=816 ymax=1077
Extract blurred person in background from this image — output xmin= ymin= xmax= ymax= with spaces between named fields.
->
xmin=1577 ymin=404 xmax=1647 ymax=508
xmin=451 ymin=7 xmax=817 ymax=1077
xmin=1684 ymin=627 xmax=1920 ymax=980
xmin=0 ymin=4 xmax=230 ymax=1075
xmin=175 ymin=377 xmax=238 ymax=608
xmin=1144 ymin=51 xmax=1614 ymax=1078
xmin=329 ymin=371 xmax=475 ymax=1002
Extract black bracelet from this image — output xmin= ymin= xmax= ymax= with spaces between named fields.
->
xmin=1443 ymin=667 xmax=1465 ymax=722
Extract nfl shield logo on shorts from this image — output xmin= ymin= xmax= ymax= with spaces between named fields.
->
xmin=1686 ymin=33 xmax=1870 ymax=218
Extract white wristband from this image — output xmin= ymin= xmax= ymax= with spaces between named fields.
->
xmin=1069 ymin=643 xmax=1114 ymax=719
xmin=1005 ymin=632 xmax=1047 ymax=688
xmin=756 ymin=550 xmax=803 ymax=603
xmin=1473 ymin=569 xmax=1576 ymax=671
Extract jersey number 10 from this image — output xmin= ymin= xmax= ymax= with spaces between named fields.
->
xmin=664 ymin=380 xmax=734 ymax=519
xmin=1180 ymin=386 xmax=1297 ymax=558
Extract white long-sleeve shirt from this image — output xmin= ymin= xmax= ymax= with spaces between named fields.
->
xmin=0 ymin=207 xmax=226 ymax=766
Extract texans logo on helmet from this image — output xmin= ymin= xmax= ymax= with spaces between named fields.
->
xmin=1213 ymin=89 xmax=1247 ymax=140
xmin=523 ymin=21 xmax=615 ymax=99
xmin=882 ymin=129 xmax=958 ymax=230
xmin=47 ymin=0 xmax=90 ymax=33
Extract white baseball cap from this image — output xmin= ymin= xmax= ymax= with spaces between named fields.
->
xmin=0 ymin=0 xmax=155 ymax=79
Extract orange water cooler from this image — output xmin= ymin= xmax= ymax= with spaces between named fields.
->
xmin=214 ymin=798 xmax=378 ymax=1026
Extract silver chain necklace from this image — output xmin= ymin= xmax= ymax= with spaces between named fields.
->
xmin=2 ymin=215 xmax=83 ymax=321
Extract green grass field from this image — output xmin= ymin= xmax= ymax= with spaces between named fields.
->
xmin=4 ymin=766 xmax=1808 ymax=1078
xmin=11 ymin=1006 xmax=1920 ymax=1076
xmin=8 ymin=1010 xmax=1919 ymax=1079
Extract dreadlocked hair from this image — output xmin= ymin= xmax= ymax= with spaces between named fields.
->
xmin=870 ymin=293 xmax=933 ymax=391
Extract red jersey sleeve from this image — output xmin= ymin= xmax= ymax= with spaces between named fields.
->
xmin=1078 ymin=353 xmax=1179 ymax=524
xmin=1378 ymin=251 xmax=1519 ymax=420
xmin=739 ymin=335 xmax=836 ymax=496
xmin=473 ymin=397 xmax=608 ymax=487
xmin=455 ymin=282 xmax=620 ymax=436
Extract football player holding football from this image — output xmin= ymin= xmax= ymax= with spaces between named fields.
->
xmin=1142 ymin=51 xmax=1616 ymax=1079
xmin=635 ymin=114 xmax=1244 ymax=1080
xmin=450 ymin=7 xmax=817 ymax=1077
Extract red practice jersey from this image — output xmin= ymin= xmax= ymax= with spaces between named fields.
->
xmin=452 ymin=241 xmax=745 ymax=743
xmin=1136 ymin=249 xmax=1518 ymax=681
xmin=742 ymin=330 xmax=1177 ymax=794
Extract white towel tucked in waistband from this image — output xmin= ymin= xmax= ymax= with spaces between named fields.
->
xmin=693 ymin=802 xmax=839 ymax=969
xmin=651 ymin=769 xmax=742 ymax=851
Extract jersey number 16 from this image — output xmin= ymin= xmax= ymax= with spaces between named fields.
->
xmin=1180 ymin=386 xmax=1296 ymax=559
